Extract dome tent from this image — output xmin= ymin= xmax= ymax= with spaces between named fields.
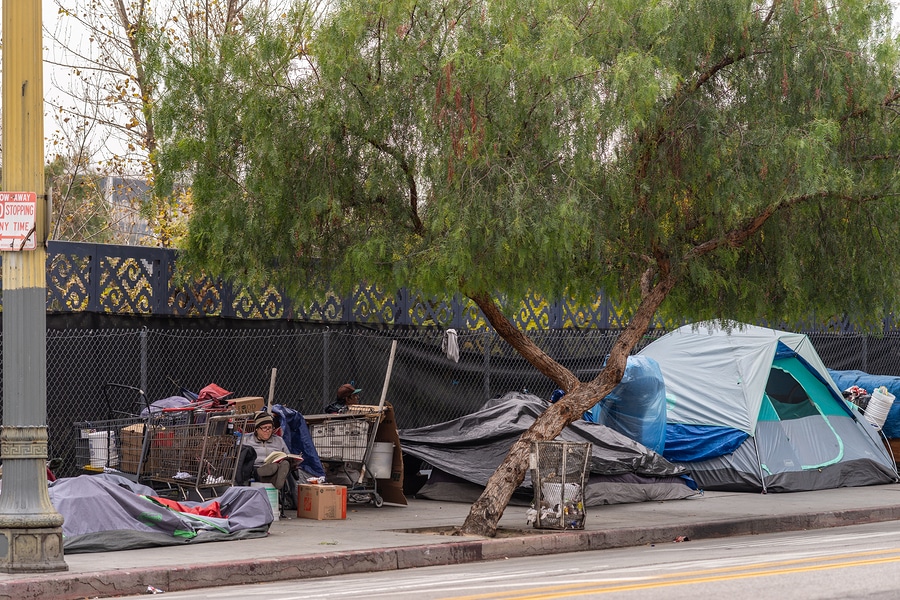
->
xmin=639 ymin=322 xmax=898 ymax=492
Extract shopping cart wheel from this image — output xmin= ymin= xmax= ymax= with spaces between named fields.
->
xmin=373 ymin=493 xmax=384 ymax=508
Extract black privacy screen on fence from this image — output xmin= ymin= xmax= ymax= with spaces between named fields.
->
xmin=0 ymin=318 xmax=897 ymax=477
xmin=45 ymin=324 xmax=627 ymax=476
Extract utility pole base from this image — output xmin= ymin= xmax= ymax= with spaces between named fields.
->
xmin=0 ymin=528 xmax=67 ymax=573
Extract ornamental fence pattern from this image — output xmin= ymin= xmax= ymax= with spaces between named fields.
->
xmin=42 ymin=241 xmax=628 ymax=328
xmin=37 ymin=241 xmax=874 ymax=333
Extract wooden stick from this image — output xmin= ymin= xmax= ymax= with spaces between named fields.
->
xmin=267 ymin=367 xmax=277 ymax=412
xmin=376 ymin=340 xmax=398 ymax=412
xmin=357 ymin=340 xmax=397 ymax=484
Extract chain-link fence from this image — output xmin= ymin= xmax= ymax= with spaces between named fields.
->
xmin=31 ymin=325 xmax=900 ymax=477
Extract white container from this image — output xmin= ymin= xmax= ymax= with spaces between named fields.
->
xmin=251 ymin=482 xmax=279 ymax=521
xmin=540 ymin=482 xmax=582 ymax=505
xmin=88 ymin=430 xmax=119 ymax=468
xmin=865 ymin=388 xmax=896 ymax=430
xmin=368 ymin=442 xmax=394 ymax=479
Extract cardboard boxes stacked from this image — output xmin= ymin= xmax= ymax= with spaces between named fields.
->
xmin=297 ymin=484 xmax=347 ymax=520
xmin=119 ymin=423 xmax=150 ymax=475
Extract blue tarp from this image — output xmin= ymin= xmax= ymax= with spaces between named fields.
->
xmin=586 ymin=355 xmax=667 ymax=455
xmin=828 ymin=369 xmax=900 ymax=438
xmin=663 ymin=424 xmax=749 ymax=462
xmin=272 ymin=404 xmax=326 ymax=478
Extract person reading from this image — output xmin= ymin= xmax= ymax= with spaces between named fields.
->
xmin=243 ymin=411 xmax=303 ymax=494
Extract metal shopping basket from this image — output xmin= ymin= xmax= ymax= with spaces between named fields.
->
xmin=308 ymin=407 xmax=386 ymax=506
xmin=72 ymin=383 xmax=154 ymax=482
xmin=73 ymin=416 xmax=152 ymax=481
xmin=145 ymin=411 xmax=250 ymax=500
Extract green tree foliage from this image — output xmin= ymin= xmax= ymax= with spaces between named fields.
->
xmin=157 ymin=0 xmax=900 ymax=534
xmin=48 ymin=0 xmax=258 ymax=247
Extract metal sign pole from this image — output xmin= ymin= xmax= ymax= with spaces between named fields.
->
xmin=0 ymin=0 xmax=66 ymax=573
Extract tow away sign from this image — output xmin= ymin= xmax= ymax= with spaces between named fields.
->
xmin=0 ymin=192 xmax=37 ymax=251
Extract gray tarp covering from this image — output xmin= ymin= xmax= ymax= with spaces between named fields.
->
xmin=46 ymin=474 xmax=272 ymax=553
xmin=399 ymin=392 xmax=696 ymax=505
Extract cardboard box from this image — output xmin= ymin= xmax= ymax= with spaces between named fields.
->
xmin=885 ymin=438 xmax=900 ymax=465
xmin=297 ymin=484 xmax=347 ymax=520
xmin=228 ymin=396 xmax=264 ymax=415
xmin=119 ymin=423 xmax=149 ymax=474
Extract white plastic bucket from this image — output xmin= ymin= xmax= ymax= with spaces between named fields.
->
xmin=251 ymin=482 xmax=280 ymax=521
xmin=88 ymin=430 xmax=119 ymax=468
xmin=369 ymin=442 xmax=394 ymax=479
xmin=865 ymin=388 xmax=896 ymax=430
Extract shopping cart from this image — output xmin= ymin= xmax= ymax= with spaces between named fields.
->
xmin=73 ymin=416 xmax=152 ymax=481
xmin=144 ymin=411 xmax=250 ymax=500
xmin=308 ymin=406 xmax=386 ymax=507
xmin=72 ymin=383 xmax=153 ymax=482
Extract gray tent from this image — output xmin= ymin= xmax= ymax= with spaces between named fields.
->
xmin=399 ymin=392 xmax=697 ymax=506
xmin=45 ymin=474 xmax=272 ymax=553
xmin=639 ymin=322 xmax=898 ymax=492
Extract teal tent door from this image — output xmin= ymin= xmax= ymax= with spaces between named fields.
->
xmin=763 ymin=358 xmax=845 ymax=469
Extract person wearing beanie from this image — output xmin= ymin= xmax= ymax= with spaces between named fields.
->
xmin=325 ymin=383 xmax=362 ymax=414
xmin=243 ymin=411 xmax=300 ymax=502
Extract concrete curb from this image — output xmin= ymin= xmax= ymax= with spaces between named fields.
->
xmin=5 ymin=503 xmax=900 ymax=599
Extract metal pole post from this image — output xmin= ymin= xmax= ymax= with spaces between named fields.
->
xmin=140 ymin=327 xmax=149 ymax=395
xmin=483 ymin=331 xmax=491 ymax=400
xmin=323 ymin=328 xmax=331 ymax=410
xmin=0 ymin=0 xmax=67 ymax=572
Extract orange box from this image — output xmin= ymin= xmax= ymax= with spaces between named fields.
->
xmin=297 ymin=484 xmax=347 ymax=520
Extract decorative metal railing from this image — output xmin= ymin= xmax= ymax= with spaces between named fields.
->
xmin=37 ymin=241 xmax=632 ymax=330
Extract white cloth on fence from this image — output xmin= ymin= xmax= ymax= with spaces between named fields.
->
xmin=442 ymin=329 xmax=460 ymax=363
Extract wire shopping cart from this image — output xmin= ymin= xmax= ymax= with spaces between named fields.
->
xmin=72 ymin=383 xmax=153 ymax=481
xmin=73 ymin=416 xmax=153 ymax=481
xmin=308 ymin=407 xmax=386 ymax=507
xmin=144 ymin=411 xmax=251 ymax=500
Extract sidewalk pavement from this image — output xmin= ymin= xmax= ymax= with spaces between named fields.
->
xmin=4 ymin=483 xmax=900 ymax=600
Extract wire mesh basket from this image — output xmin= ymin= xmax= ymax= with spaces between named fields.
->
xmin=530 ymin=441 xmax=591 ymax=530
xmin=74 ymin=417 xmax=150 ymax=479
xmin=309 ymin=416 xmax=375 ymax=462
xmin=145 ymin=411 xmax=250 ymax=499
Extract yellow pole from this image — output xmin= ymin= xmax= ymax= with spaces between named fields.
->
xmin=0 ymin=0 xmax=67 ymax=572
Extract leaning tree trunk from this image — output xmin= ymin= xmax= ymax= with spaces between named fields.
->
xmin=459 ymin=273 xmax=676 ymax=537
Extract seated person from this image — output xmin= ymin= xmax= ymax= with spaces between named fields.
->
xmin=325 ymin=383 xmax=362 ymax=414
xmin=243 ymin=411 xmax=302 ymax=493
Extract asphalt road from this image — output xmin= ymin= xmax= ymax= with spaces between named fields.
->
xmin=132 ymin=520 xmax=900 ymax=599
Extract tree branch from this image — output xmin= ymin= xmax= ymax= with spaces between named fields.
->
xmin=467 ymin=291 xmax=580 ymax=392
xmin=365 ymin=137 xmax=425 ymax=235
xmin=683 ymin=191 xmax=878 ymax=260
xmin=460 ymin=269 xmax=678 ymax=537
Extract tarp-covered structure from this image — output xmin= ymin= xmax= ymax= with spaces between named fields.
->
xmin=828 ymin=369 xmax=900 ymax=439
xmin=399 ymin=392 xmax=696 ymax=506
xmin=639 ymin=322 xmax=898 ymax=492
xmin=584 ymin=355 xmax=667 ymax=454
xmin=44 ymin=474 xmax=272 ymax=553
